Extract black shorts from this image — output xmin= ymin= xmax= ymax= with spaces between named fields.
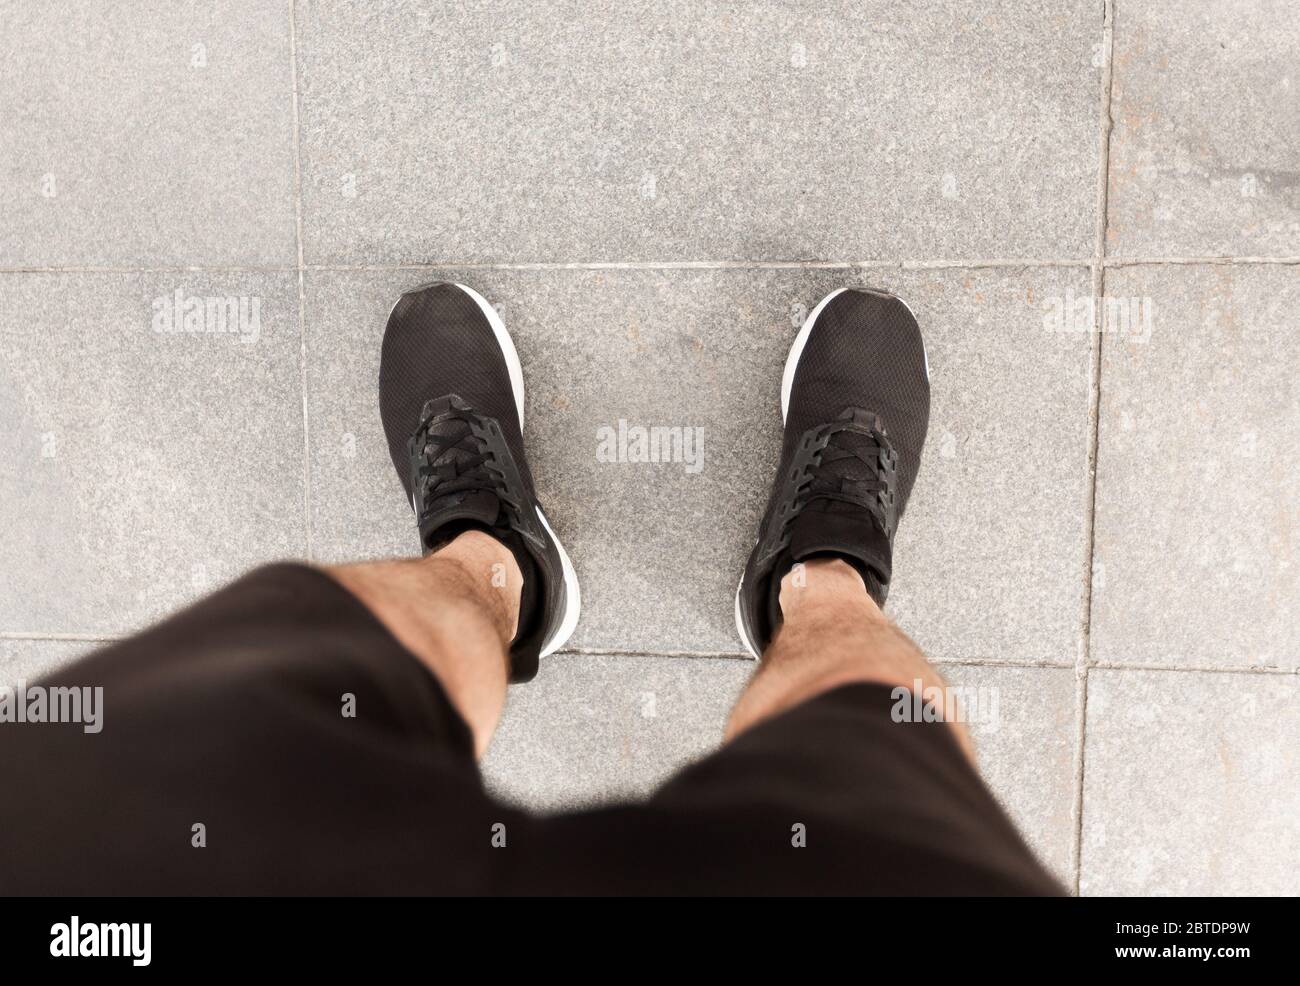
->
xmin=0 ymin=564 xmax=1062 ymax=895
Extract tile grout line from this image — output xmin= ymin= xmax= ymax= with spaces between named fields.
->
xmin=288 ymin=0 xmax=313 ymax=562
xmin=0 ymin=633 xmax=122 ymax=644
xmin=556 ymin=650 xmax=1081 ymax=670
xmin=300 ymin=259 xmax=1090 ymax=272
xmin=1088 ymin=661 xmax=1300 ymax=676
xmin=6 ymin=631 xmax=1295 ymax=676
xmin=1103 ymin=256 xmax=1300 ymax=267
xmin=0 ymin=266 xmax=303 ymax=274
xmin=1071 ymin=0 xmax=1116 ymax=898
xmin=539 ymin=654 xmax=1298 ymax=675
xmin=1 ymin=257 xmax=1298 ymax=276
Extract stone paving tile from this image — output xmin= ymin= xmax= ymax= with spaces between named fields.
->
xmin=294 ymin=0 xmax=1101 ymax=265
xmin=482 ymin=652 xmax=748 ymax=808
xmin=1107 ymin=0 xmax=1300 ymax=258
xmin=0 ymin=1 xmax=296 ymax=267
xmin=1081 ymin=668 xmax=1300 ymax=896
xmin=949 ymin=663 xmax=1078 ymax=887
xmin=482 ymin=656 xmax=1078 ymax=884
xmin=306 ymin=265 xmax=1092 ymax=662
xmin=879 ymin=267 xmax=1094 ymax=666
xmin=1092 ymin=264 xmax=1299 ymax=669
xmin=0 ymin=272 xmax=306 ymax=635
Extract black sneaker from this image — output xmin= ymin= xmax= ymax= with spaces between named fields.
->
xmin=735 ymin=287 xmax=930 ymax=657
xmin=379 ymin=282 xmax=580 ymax=682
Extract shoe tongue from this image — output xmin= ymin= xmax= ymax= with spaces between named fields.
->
xmin=416 ymin=414 xmax=502 ymax=543
xmin=787 ymin=506 xmax=891 ymax=576
xmin=435 ymin=489 xmax=500 ymax=526
xmin=418 ymin=490 xmax=501 ymax=550
xmin=764 ymin=507 xmax=893 ymax=632
xmin=783 ymin=406 xmax=893 ymax=588
xmin=821 ymin=415 xmax=885 ymax=499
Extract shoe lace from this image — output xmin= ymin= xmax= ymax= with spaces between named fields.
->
xmin=784 ymin=410 xmax=898 ymax=536
xmin=410 ymin=404 xmax=516 ymax=513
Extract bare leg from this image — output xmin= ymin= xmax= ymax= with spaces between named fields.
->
xmin=326 ymin=530 xmax=520 ymax=758
xmin=725 ymin=558 xmax=973 ymax=761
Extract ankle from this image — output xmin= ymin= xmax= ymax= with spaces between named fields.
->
xmin=733 ymin=617 xmax=972 ymax=759
xmin=427 ymin=530 xmax=522 ymax=644
xmin=778 ymin=557 xmax=884 ymax=626
xmin=731 ymin=561 xmax=967 ymax=746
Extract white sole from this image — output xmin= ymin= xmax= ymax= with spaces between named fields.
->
xmin=734 ymin=579 xmax=759 ymax=659
xmin=393 ymin=280 xmax=582 ymax=657
xmin=537 ymin=506 xmax=582 ymax=656
xmin=737 ymin=285 xmax=924 ymax=660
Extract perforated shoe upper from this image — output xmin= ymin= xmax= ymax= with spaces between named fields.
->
xmin=739 ymin=288 xmax=930 ymax=656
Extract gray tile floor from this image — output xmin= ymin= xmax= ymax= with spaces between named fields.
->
xmin=1 ymin=1 xmax=1296 ymax=896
